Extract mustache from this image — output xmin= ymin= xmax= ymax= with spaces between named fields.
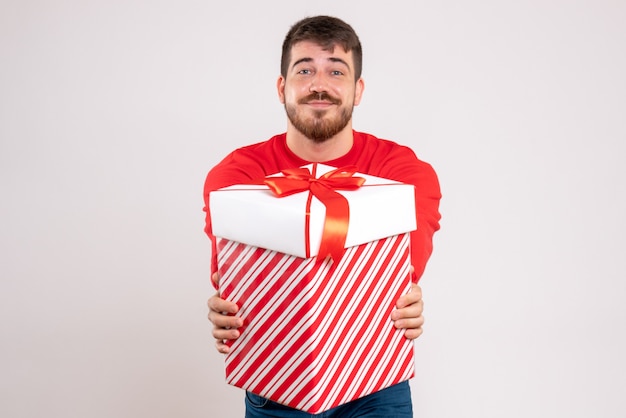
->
xmin=298 ymin=92 xmax=341 ymax=105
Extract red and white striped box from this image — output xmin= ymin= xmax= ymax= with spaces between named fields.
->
xmin=209 ymin=164 xmax=417 ymax=413
xmin=216 ymin=234 xmax=414 ymax=413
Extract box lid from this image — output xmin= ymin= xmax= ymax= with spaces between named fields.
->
xmin=209 ymin=164 xmax=416 ymax=258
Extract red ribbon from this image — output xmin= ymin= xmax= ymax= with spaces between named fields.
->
xmin=264 ymin=165 xmax=365 ymax=262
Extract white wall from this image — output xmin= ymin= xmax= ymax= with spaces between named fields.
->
xmin=1 ymin=1 xmax=625 ymax=417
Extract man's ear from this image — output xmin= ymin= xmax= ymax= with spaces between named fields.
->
xmin=277 ymin=75 xmax=286 ymax=104
xmin=354 ymin=77 xmax=365 ymax=106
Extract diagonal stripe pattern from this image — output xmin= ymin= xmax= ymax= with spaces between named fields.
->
xmin=217 ymin=233 xmax=415 ymax=414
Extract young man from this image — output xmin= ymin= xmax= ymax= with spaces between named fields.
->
xmin=204 ymin=16 xmax=441 ymax=417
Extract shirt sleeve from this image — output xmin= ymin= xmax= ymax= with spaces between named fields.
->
xmin=203 ymin=152 xmax=266 ymax=281
xmin=377 ymin=146 xmax=442 ymax=282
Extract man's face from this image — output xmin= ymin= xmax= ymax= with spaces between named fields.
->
xmin=278 ymin=41 xmax=364 ymax=143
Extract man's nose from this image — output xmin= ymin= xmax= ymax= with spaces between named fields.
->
xmin=309 ymin=72 xmax=329 ymax=93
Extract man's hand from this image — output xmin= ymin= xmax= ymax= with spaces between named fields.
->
xmin=391 ymin=283 xmax=425 ymax=340
xmin=207 ymin=273 xmax=243 ymax=354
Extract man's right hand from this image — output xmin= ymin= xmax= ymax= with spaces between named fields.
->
xmin=207 ymin=273 xmax=243 ymax=354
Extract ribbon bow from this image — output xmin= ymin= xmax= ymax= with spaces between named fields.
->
xmin=264 ymin=165 xmax=365 ymax=262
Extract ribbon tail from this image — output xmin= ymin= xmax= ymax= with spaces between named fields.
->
xmin=316 ymin=192 xmax=350 ymax=262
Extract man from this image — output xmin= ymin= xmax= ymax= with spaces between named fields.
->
xmin=204 ymin=15 xmax=441 ymax=417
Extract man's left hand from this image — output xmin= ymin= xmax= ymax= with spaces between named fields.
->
xmin=391 ymin=283 xmax=425 ymax=340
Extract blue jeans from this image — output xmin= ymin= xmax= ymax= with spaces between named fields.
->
xmin=244 ymin=381 xmax=413 ymax=418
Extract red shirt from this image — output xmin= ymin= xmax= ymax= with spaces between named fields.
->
xmin=203 ymin=131 xmax=441 ymax=281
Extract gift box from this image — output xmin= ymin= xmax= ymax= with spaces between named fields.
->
xmin=209 ymin=164 xmax=417 ymax=413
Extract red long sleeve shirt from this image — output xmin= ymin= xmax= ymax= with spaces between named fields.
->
xmin=203 ymin=131 xmax=441 ymax=281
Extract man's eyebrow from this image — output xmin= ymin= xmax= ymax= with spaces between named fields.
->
xmin=328 ymin=57 xmax=350 ymax=68
xmin=291 ymin=57 xmax=313 ymax=69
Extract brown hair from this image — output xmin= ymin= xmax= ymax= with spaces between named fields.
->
xmin=280 ymin=16 xmax=363 ymax=80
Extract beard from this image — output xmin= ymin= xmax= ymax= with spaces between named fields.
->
xmin=285 ymin=92 xmax=353 ymax=143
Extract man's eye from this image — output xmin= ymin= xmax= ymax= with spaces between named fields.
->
xmin=331 ymin=70 xmax=344 ymax=76
xmin=298 ymin=69 xmax=312 ymax=75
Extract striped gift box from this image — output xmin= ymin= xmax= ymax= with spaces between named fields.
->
xmin=217 ymin=232 xmax=415 ymax=414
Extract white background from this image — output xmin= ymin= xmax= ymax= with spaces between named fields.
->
xmin=1 ymin=1 xmax=625 ymax=417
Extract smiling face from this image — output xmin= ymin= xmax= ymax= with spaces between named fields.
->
xmin=277 ymin=41 xmax=364 ymax=143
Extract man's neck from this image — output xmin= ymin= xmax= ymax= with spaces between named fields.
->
xmin=285 ymin=125 xmax=354 ymax=162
